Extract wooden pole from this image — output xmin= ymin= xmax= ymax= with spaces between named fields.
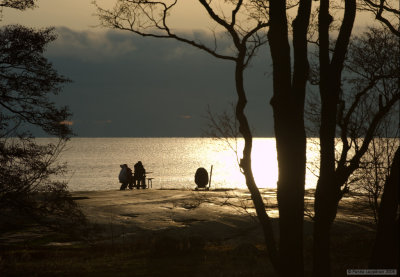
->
xmin=208 ymin=165 xmax=213 ymax=190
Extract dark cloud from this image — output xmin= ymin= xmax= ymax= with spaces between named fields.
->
xmin=44 ymin=27 xmax=274 ymax=137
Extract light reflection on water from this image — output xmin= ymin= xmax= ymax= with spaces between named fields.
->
xmin=37 ymin=137 xmax=319 ymax=191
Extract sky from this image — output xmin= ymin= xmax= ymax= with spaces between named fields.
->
xmin=1 ymin=0 xmax=377 ymax=137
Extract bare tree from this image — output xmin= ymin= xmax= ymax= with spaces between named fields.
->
xmin=305 ymin=22 xmax=399 ymax=275
xmin=312 ymin=20 xmax=399 ymax=274
xmin=355 ymin=123 xmax=399 ymax=225
xmin=369 ymin=145 xmax=399 ymax=269
xmin=94 ymin=0 xmax=282 ymax=272
xmin=94 ymin=1 xmax=398 ymax=276
xmin=266 ymin=0 xmax=312 ymax=273
xmin=95 ymin=0 xmax=315 ymax=274
xmin=204 ymin=104 xmax=242 ymax=169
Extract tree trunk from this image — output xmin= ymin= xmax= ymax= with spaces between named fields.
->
xmin=313 ymin=177 xmax=341 ymax=276
xmin=268 ymin=23 xmax=307 ymax=277
xmin=268 ymin=0 xmax=310 ymax=275
xmin=275 ymin=124 xmax=306 ymax=277
xmin=234 ymin=52 xmax=279 ymax=273
xmin=370 ymin=146 xmax=400 ymax=269
xmin=313 ymin=0 xmax=356 ymax=275
xmin=313 ymin=71 xmax=339 ymax=277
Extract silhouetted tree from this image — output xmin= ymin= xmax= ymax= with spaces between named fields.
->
xmin=307 ymin=27 xmax=399 ymax=209
xmin=95 ymin=1 xmax=398 ymax=276
xmin=369 ymin=146 xmax=399 ymax=269
xmin=355 ymin=122 xmax=399 ymax=225
xmin=0 ymin=3 xmax=85 ymax=233
xmin=94 ymin=0 xmax=281 ymax=272
xmin=266 ymin=0 xmax=311 ymax=273
xmin=361 ymin=9 xmax=400 ymax=272
xmin=310 ymin=24 xmax=399 ymax=276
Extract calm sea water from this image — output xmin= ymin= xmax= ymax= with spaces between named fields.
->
xmin=37 ymin=137 xmax=320 ymax=191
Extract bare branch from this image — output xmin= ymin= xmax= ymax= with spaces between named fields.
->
xmin=231 ymin=0 xmax=243 ymax=27
xmin=198 ymin=0 xmax=241 ymax=48
xmin=360 ymin=0 xmax=400 ymax=37
xmin=94 ymin=0 xmax=238 ymax=61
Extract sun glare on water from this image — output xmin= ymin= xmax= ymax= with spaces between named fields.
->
xmin=202 ymin=138 xmax=318 ymax=190
xmin=40 ymin=137 xmax=320 ymax=191
xmin=198 ymin=138 xmax=279 ymax=190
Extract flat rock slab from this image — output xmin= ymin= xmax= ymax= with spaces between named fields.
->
xmin=72 ymin=189 xmax=275 ymax=244
xmin=0 ymin=189 xmax=373 ymax=247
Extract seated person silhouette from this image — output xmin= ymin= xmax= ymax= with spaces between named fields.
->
xmin=134 ymin=161 xmax=146 ymax=189
xmin=119 ymin=164 xmax=133 ymax=190
xmin=195 ymin=167 xmax=209 ymax=190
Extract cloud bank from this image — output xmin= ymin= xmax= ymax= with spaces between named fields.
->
xmin=45 ymin=27 xmax=274 ymax=137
